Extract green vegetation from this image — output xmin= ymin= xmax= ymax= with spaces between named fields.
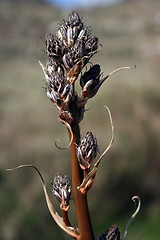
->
xmin=0 ymin=0 xmax=159 ymax=239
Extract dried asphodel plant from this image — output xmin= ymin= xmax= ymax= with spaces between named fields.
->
xmin=8 ymin=12 xmax=141 ymax=240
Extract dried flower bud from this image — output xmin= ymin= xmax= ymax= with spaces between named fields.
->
xmin=68 ymin=11 xmax=83 ymax=30
xmin=85 ymin=36 xmax=99 ymax=55
xmin=62 ymin=41 xmax=87 ymax=70
xmin=80 ymin=64 xmax=105 ymax=99
xmin=61 ymin=32 xmax=98 ymax=74
xmin=57 ymin=11 xmax=87 ymax=49
xmin=77 ymin=132 xmax=99 ymax=170
xmin=45 ymin=11 xmax=99 ymax=79
xmin=97 ymin=225 xmax=121 ymax=240
xmin=57 ymin=24 xmax=72 ymax=48
xmin=51 ymin=173 xmax=71 ymax=211
xmin=44 ymin=61 xmax=73 ymax=111
xmin=106 ymin=225 xmax=121 ymax=240
xmin=45 ymin=33 xmax=64 ymax=60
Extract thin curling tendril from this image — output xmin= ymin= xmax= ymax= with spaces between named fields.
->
xmin=55 ymin=118 xmax=73 ymax=150
xmin=123 ymin=196 xmax=141 ymax=240
xmin=100 ymin=65 xmax=136 ymax=86
xmin=107 ymin=66 xmax=132 ymax=78
xmin=7 ymin=165 xmax=79 ymax=239
xmin=94 ymin=106 xmax=114 ymax=168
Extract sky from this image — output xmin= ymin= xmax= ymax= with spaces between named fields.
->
xmin=45 ymin=0 xmax=122 ymax=9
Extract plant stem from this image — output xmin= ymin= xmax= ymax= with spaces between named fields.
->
xmin=62 ymin=210 xmax=72 ymax=227
xmin=69 ymin=102 xmax=95 ymax=240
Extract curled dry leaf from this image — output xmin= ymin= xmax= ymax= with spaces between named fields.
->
xmin=123 ymin=196 xmax=141 ymax=240
xmin=54 ymin=115 xmax=73 ymax=150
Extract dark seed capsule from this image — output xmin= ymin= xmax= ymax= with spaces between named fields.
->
xmin=77 ymin=132 xmax=99 ymax=170
xmin=51 ymin=173 xmax=71 ymax=211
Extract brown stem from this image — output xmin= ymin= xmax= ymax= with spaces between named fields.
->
xmin=69 ymin=103 xmax=95 ymax=240
xmin=62 ymin=210 xmax=72 ymax=227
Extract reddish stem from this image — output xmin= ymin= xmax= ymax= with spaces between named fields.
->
xmin=69 ymin=104 xmax=95 ymax=240
xmin=62 ymin=210 xmax=72 ymax=227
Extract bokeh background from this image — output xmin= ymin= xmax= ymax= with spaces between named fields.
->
xmin=0 ymin=0 xmax=160 ymax=239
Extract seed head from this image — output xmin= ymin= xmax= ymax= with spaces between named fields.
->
xmin=45 ymin=11 xmax=99 ymax=72
xmin=97 ymin=225 xmax=121 ymax=240
xmin=45 ymin=33 xmax=64 ymax=61
xmin=77 ymin=132 xmax=99 ymax=170
xmin=62 ymin=40 xmax=87 ymax=70
xmin=68 ymin=11 xmax=83 ymax=29
xmin=44 ymin=60 xmax=73 ymax=111
xmin=42 ymin=11 xmax=101 ymax=119
xmin=51 ymin=173 xmax=71 ymax=211
xmin=106 ymin=225 xmax=121 ymax=240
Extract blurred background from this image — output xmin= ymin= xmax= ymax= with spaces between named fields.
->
xmin=0 ymin=0 xmax=160 ymax=239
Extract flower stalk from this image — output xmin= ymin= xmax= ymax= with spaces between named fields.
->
xmin=7 ymin=11 xmax=141 ymax=240
xmin=70 ymin=107 xmax=95 ymax=240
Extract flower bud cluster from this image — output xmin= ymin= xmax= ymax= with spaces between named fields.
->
xmin=46 ymin=12 xmax=98 ymax=72
xmin=77 ymin=132 xmax=99 ymax=170
xmin=51 ymin=173 xmax=71 ymax=211
xmin=41 ymin=11 xmax=106 ymax=124
xmin=44 ymin=59 xmax=73 ymax=111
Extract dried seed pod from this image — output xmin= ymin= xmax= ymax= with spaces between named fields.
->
xmin=80 ymin=64 xmax=100 ymax=88
xmin=80 ymin=64 xmax=105 ymax=99
xmin=56 ymin=11 xmax=85 ymax=49
xmin=57 ymin=25 xmax=72 ymax=48
xmin=77 ymin=132 xmax=99 ymax=170
xmin=97 ymin=225 xmax=121 ymax=240
xmin=68 ymin=11 xmax=83 ymax=28
xmin=106 ymin=225 xmax=121 ymax=240
xmin=62 ymin=34 xmax=99 ymax=74
xmin=45 ymin=33 xmax=64 ymax=60
xmin=45 ymin=11 xmax=99 ymax=84
xmin=51 ymin=173 xmax=71 ymax=211
xmin=85 ymin=36 xmax=99 ymax=54
xmin=68 ymin=12 xmax=86 ymax=41
xmin=44 ymin=62 xmax=73 ymax=111
xmin=62 ymin=40 xmax=87 ymax=70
